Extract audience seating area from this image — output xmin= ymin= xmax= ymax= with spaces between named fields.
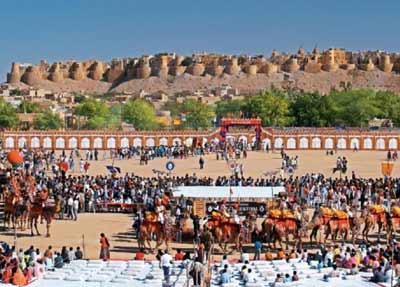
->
xmin=211 ymin=259 xmax=390 ymax=287
xmin=17 ymin=259 xmax=189 ymax=287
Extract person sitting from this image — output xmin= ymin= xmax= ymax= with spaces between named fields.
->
xmin=240 ymin=265 xmax=248 ymax=280
xmin=283 ymin=273 xmax=291 ymax=283
xmin=75 ymin=247 xmax=83 ymax=259
xmin=370 ymin=266 xmax=386 ymax=283
xmin=292 ymin=270 xmax=299 ymax=281
xmin=12 ymin=267 xmax=27 ymax=286
xmin=175 ymin=248 xmax=184 ymax=261
xmin=54 ymin=252 xmax=64 ymax=269
xmin=277 ymin=248 xmax=285 ymax=260
xmin=135 ymin=248 xmax=145 ymax=260
xmin=347 ymin=263 xmax=359 ymax=275
xmin=220 ymin=268 xmax=231 ymax=284
xmin=243 ymin=268 xmax=256 ymax=283
xmin=274 ymin=273 xmax=283 ymax=283
xmin=265 ymin=248 xmax=274 ymax=260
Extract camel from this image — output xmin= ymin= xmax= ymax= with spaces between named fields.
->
xmin=262 ymin=215 xmax=308 ymax=250
xmin=206 ymin=219 xmax=242 ymax=254
xmin=361 ymin=208 xmax=388 ymax=244
xmin=4 ymin=192 xmax=29 ymax=231
xmin=29 ymin=197 xmax=61 ymax=237
xmin=138 ymin=220 xmax=174 ymax=253
xmin=386 ymin=211 xmax=400 ymax=241
xmin=309 ymin=209 xmax=332 ymax=245
xmin=324 ymin=216 xmax=360 ymax=245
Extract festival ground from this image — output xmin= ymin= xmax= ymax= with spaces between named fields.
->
xmin=0 ymin=150 xmax=397 ymax=260
xmin=84 ymin=150 xmax=394 ymax=178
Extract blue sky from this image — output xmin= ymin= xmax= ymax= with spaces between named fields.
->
xmin=1 ymin=0 xmax=399 ymax=81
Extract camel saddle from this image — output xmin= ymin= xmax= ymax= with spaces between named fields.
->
xmin=210 ymin=210 xmax=230 ymax=223
xmin=392 ymin=207 xmax=400 ymax=218
xmin=332 ymin=210 xmax=348 ymax=219
xmin=144 ymin=211 xmax=158 ymax=223
xmin=369 ymin=205 xmax=385 ymax=215
xmin=320 ymin=207 xmax=334 ymax=217
xmin=269 ymin=209 xmax=295 ymax=220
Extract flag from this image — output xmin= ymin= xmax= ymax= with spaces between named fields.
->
xmin=106 ymin=165 xmax=121 ymax=174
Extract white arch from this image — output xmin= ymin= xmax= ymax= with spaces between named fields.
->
xmin=389 ymin=138 xmax=398 ymax=150
xmin=363 ymin=138 xmax=372 ymax=149
xmin=324 ymin=138 xmax=333 ymax=149
xmin=262 ymin=138 xmax=271 ymax=150
xmin=350 ymin=138 xmax=359 ymax=150
xmin=56 ymin=137 xmax=65 ymax=149
xmin=93 ymin=137 xmax=103 ymax=149
xmin=68 ymin=137 xmax=77 ymax=149
xmin=31 ymin=137 xmax=40 ymax=148
xmin=337 ymin=138 xmax=346 ymax=149
xmin=43 ymin=137 xmax=52 ymax=148
xmin=146 ymin=138 xmax=155 ymax=147
xmin=107 ymin=137 xmax=116 ymax=149
xmin=18 ymin=137 xmax=27 ymax=148
xmin=239 ymin=135 xmax=248 ymax=144
xmin=173 ymin=138 xmax=182 ymax=145
xmin=299 ymin=137 xmax=308 ymax=149
xmin=159 ymin=137 xmax=168 ymax=146
xmin=202 ymin=137 xmax=208 ymax=146
xmin=311 ymin=137 xmax=321 ymax=149
xmin=120 ymin=137 xmax=129 ymax=148
xmin=274 ymin=137 xmax=283 ymax=149
xmin=5 ymin=137 xmax=14 ymax=148
xmin=376 ymin=138 xmax=385 ymax=150
xmin=81 ymin=137 xmax=90 ymax=149
xmin=287 ymin=138 xmax=296 ymax=149
xmin=184 ymin=137 xmax=193 ymax=146
xmin=133 ymin=138 xmax=142 ymax=147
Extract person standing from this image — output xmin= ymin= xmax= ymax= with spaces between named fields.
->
xmin=190 ymin=257 xmax=204 ymax=286
xmin=160 ymin=250 xmax=173 ymax=283
xmin=73 ymin=197 xmax=79 ymax=221
xmin=199 ymin=156 xmax=205 ymax=169
xmin=254 ymin=236 xmax=262 ymax=260
xmin=99 ymin=233 xmax=110 ymax=261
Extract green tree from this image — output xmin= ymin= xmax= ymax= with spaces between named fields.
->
xmin=243 ymin=90 xmax=290 ymax=126
xmin=75 ymin=98 xmax=110 ymax=118
xmin=373 ymin=91 xmax=400 ymax=126
xmin=330 ymin=89 xmax=380 ymax=127
xmin=289 ymin=92 xmax=336 ymax=126
xmin=33 ymin=110 xmax=63 ymax=130
xmin=122 ymin=99 xmax=158 ymax=130
xmin=215 ymin=99 xmax=244 ymax=120
xmin=0 ymin=98 xmax=18 ymax=128
xmin=179 ymin=99 xmax=215 ymax=130
xmin=18 ymin=100 xmax=41 ymax=113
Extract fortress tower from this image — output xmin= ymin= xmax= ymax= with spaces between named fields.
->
xmin=7 ymin=62 xmax=21 ymax=84
xmin=21 ymin=66 xmax=42 ymax=85
xmin=48 ymin=63 xmax=64 ymax=82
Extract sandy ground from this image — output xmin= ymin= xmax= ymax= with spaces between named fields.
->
xmin=84 ymin=150 xmax=395 ymax=178
xmin=0 ymin=150 xmax=397 ymax=259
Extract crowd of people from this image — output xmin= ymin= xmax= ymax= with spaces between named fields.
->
xmin=0 ymin=241 xmax=83 ymax=285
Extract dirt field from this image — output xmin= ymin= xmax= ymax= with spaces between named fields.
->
xmin=0 ymin=150 xmax=397 ymax=259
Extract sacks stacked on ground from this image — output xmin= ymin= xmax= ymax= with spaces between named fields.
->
xmin=392 ymin=207 xmax=400 ymax=217
xmin=320 ymin=207 xmax=333 ymax=217
xmin=370 ymin=205 xmax=385 ymax=214
xmin=145 ymin=212 xmax=158 ymax=222
xmin=269 ymin=209 xmax=295 ymax=219
xmin=333 ymin=210 xmax=348 ymax=219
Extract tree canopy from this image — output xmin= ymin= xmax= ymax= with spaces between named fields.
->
xmin=0 ymin=98 xmax=18 ymax=128
xmin=122 ymin=99 xmax=158 ymax=130
xmin=33 ymin=110 xmax=63 ymax=130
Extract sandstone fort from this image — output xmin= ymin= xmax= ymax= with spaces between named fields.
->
xmin=6 ymin=48 xmax=400 ymax=95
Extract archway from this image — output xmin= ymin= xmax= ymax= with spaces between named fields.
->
xmin=363 ymin=138 xmax=372 ymax=149
xmin=31 ymin=137 xmax=40 ymax=148
xmin=107 ymin=138 xmax=116 ymax=149
xmin=299 ymin=137 xmax=308 ymax=149
xmin=337 ymin=138 xmax=346 ymax=149
xmin=56 ymin=138 xmax=65 ymax=149
xmin=69 ymin=138 xmax=78 ymax=149
xmin=94 ymin=137 xmax=103 ymax=149
xmin=311 ymin=137 xmax=321 ymax=149
xmin=376 ymin=138 xmax=385 ymax=150
xmin=324 ymin=138 xmax=333 ymax=149
xmin=274 ymin=138 xmax=283 ymax=149
xmin=350 ymin=138 xmax=359 ymax=150
xmin=287 ymin=138 xmax=296 ymax=149
xmin=389 ymin=138 xmax=398 ymax=150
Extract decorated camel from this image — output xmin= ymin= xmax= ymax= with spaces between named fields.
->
xmin=323 ymin=208 xmax=360 ymax=245
xmin=386 ymin=206 xmax=400 ymax=240
xmin=262 ymin=209 xmax=308 ymax=250
xmin=309 ymin=207 xmax=333 ymax=245
xmin=205 ymin=210 xmax=257 ymax=254
xmin=362 ymin=205 xmax=389 ymax=244
xmin=29 ymin=193 xmax=61 ymax=237
xmin=138 ymin=212 xmax=175 ymax=253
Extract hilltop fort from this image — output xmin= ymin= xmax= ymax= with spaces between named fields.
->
xmin=6 ymin=48 xmax=400 ymax=95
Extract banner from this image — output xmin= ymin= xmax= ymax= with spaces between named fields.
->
xmin=206 ymin=202 xmax=267 ymax=216
xmin=381 ymin=162 xmax=394 ymax=176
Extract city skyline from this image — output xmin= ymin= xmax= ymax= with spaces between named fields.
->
xmin=1 ymin=0 xmax=399 ymax=81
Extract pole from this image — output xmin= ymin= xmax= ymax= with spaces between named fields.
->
xmin=82 ymin=234 xmax=86 ymax=259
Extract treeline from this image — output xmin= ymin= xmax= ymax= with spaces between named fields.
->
xmin=1 ymin=89 xmax=399 ymax=130
xmin=216 ymin=89 xmax=400 ymax=127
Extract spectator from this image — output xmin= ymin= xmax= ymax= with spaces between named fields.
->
xmin=160 ymin=250 xmax=172 ymax=283
xmin=135 ymin=248 xmax=145 ymax=260
xmin=175 ymin=249 xmax=184 ymax=261
xmin=75 ymin=247 xmax=83 ymax=259
xmin=99 ymin=233 xmax=110 ymax=261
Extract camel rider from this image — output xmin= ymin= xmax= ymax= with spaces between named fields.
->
xmin=231 ymin=203 xmax=240 ymax=224
xmin=219 ymin=199 xmax=230 ymax=218
xmin=344 ymin=204 xmax=353 ymax=218
xmin=294 ymin=207 xmax=302 ymax=229
xmin=279 ymin=197 xmax=288 ymax=209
